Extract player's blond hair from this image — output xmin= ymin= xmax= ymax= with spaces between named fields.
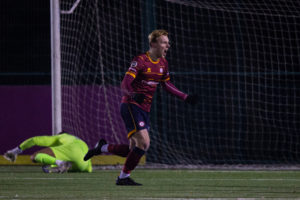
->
xmin=148 ymin=29 xmax=168 ymax=45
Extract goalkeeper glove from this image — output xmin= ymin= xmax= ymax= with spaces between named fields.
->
xmin=185 ymin=94 xmax=198 ymax=105
xmin=132 ymin=93 xmax=146 ymax=104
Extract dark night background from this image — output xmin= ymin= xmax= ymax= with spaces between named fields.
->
xmin=0 ymin=1 xmax=50 ymax=85
xmin=0 ymin=0 xmax=299 ymax=164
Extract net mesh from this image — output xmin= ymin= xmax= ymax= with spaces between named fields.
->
xmin=59 ymin=0 xmax=300 ymax=164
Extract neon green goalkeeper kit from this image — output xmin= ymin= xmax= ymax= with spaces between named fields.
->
xmin=19 ymin=133 xmax=92 ymax=172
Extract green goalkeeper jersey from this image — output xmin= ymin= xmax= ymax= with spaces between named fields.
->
xmin=19 ymin=133 xmax=92 ymax=172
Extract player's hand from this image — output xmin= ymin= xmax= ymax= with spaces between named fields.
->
xmin=185 ymin=94 xmax=198 ymax=105
xmin=132 ymin=93 xmax=146 ymax=104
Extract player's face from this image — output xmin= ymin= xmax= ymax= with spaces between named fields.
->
xmin=153 ymin=35 xmax=170 ymax=58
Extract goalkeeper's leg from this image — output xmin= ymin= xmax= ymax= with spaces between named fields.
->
xmin=32 ymin=148 xmax=72 ymax=173
xmin=31 ymin=148 xmax=56 ymax=162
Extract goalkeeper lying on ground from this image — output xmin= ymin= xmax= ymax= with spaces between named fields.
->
xmin=4 ymin=132 xmax=92 ymax=173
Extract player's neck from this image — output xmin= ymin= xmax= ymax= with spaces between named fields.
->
xmin=147 ymin=50 xmax=159 ymax=61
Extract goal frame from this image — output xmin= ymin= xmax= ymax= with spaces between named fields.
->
xmin=50 ymin=0 xmax=62 ymax=135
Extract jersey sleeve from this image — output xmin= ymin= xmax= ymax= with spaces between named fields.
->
xmin=161 ymin=59 xmax=170 ymax=82
xmin=160 ymin=59 xmax=187 ymax=100
xmin=161 ymin=80 xmax=188 ymax=100
xmin=121 ymin=56 xmax=144 ymax=96
xmin=19 ymin=135 xmax=61 ymax=150
xmin=125 ymin=56 xmax=143 ymax=79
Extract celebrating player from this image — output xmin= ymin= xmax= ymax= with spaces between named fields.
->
xmin=4 ymin=132 xmax=92 ymax=173
xmin=84 ymin=29 xmax=197 ymax=185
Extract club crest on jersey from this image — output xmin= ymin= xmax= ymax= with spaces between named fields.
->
xmin=147 ymin=68 xmax=151 ymax=72
xmin=139 ymin=121 xmax=145 ymax=127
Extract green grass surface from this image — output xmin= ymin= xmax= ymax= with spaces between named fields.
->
xmin=0 ymin=166 xmax=299 ymax=199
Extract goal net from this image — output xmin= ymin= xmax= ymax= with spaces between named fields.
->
xmin=59 ymin=0 xmax=300 ymax=165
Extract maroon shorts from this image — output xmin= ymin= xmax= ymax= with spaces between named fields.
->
xmin=120 ymin=103 xmax=150 ymax=138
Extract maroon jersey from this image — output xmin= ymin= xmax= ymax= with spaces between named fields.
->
xmin=121 ymin=52 xmax=187 ymax=112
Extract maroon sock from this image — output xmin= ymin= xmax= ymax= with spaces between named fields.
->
xmin=122 ymin=147 xmax=145 ymax=174
xmin=108 ymin=144 xmax=130 ymax=157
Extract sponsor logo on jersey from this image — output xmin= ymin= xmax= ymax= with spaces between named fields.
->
xmin=142 ymin=80 xmax=159 ymax=86
xmin=160 ymin=68 xmax=163 ymax=73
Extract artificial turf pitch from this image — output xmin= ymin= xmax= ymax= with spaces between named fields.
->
xmin=0 ymin=166 xmax=299 ymax=199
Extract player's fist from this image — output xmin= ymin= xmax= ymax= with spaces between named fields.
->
xmin=185 ymin=94 xmax=198 ymax=105
xmin=132 ymin=93 xmax=145 ymax=104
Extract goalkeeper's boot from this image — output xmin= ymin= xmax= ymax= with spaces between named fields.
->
xmin=42 ymin=165 xmax=51 ymax=173
xmin=42 ymin=165 xmax=69 ymax=173
xmin=57 ymin=161 xmax=72 ymax=173
xmin=116 ymin=177 xmax=142 ymax=186
xmin=84 ymin=139 xmax=107 ymax=161
xmin=42 ymin=165 xmax=60 ymax=173
xmin=3 ymin=147 xmax=22 ymax=162
xmin=42 ymin=165 xmax=59 ymax=173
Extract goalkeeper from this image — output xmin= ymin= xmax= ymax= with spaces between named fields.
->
xmin=4 ymin=132 xmax=92 ymax=173
xmin=84 ymin=29 xmax=197 ymax=185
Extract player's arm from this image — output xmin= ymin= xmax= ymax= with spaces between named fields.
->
xmin=161 ymin=80 xmax=187 ymax=100
xmin=3 ymin=135 xmax=60 ymax=162
xmin=121 ymin=59 xmax=145 ymax=104
xmin=161 ymin=80 xmax=197 ymax=105
xmin=121 ymin=72 xmax=135 ymax=96
xmin=160 ymin=63 xmax=197 ymax=105
xmin=19 ymin=135 xmax=61 ymax=150
xmin=160 ymin=61 xmax=186 ymax=101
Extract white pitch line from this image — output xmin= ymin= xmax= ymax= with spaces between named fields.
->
xmin=3 ymin=177 xmax=300 ymax=181
xmin=137 ymin=198 xmax=298 ymax=200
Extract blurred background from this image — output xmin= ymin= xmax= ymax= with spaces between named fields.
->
xmin=0 ymin=1 xmax=51 ymax=154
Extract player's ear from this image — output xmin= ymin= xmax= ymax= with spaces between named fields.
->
xmin=150 ymin=41 xmax=157 ymax=48
xmin=149 ymin=42 xmax=153 ymax=48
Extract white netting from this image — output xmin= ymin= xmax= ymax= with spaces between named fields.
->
xmin=59 ymin=0 xmax=300 ymax=164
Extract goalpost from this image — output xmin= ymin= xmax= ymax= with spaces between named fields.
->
xmin=50 ymin=0 xmax=62 ymax=135
xmin=52 ymin=0 xmax=300 ymax=165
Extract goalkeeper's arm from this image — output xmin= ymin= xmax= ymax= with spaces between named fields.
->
xmin=3 ymin=135 xmax=60 ymax=162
